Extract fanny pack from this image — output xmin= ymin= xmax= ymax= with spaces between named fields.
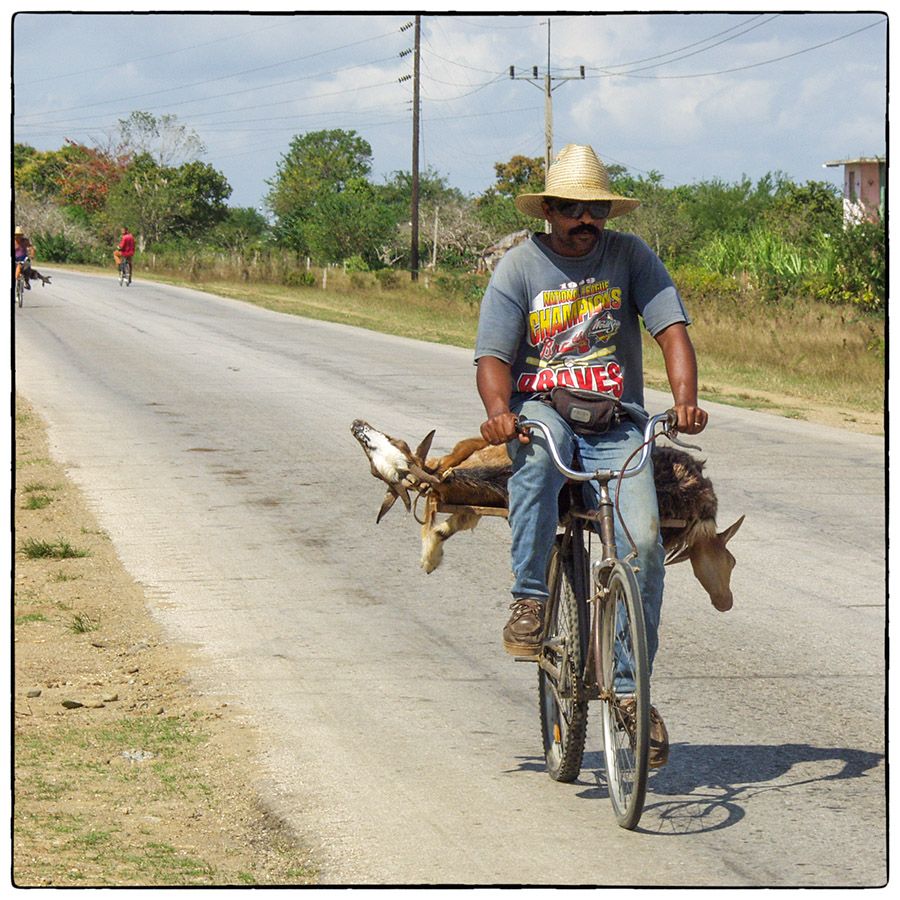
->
xmin=547 ymin=387 xmax=623 ymax=435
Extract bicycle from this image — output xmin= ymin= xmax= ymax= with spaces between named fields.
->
xmin=516 ymin=409 xmax=689 ymax=830
xmin=14 ymin=257 xmax=29 ymax=308
xmin=118 ymin=256 xmax=132 ymax=287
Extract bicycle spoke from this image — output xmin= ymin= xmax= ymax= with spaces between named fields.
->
xmin=599 ymin=566 xmax=650 ymax=829
xmin=539 ymin=533 xmax=588 ymax=782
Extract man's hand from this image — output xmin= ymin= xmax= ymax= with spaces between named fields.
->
xmin=476 ymin=357 xmax=529 ymax=445
xmin=480 ymin=411 xmax=528 ymax=445
xmin=670 ymin=403 xmax=708 ymax=435
xmin=654 ymin=324 xmax=708 ymax=435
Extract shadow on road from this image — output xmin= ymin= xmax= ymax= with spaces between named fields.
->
xmin=512 ymin=742 xmax=883 ymax=835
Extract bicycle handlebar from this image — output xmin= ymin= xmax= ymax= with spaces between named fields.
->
xmin=515 ymin=410 xmax=676 ymax=482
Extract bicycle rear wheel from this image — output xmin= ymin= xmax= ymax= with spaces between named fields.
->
xmin=538 ymin=532 xmax=589 ymax=782
xmin=598 ymin=563 xmax=650 ymax=829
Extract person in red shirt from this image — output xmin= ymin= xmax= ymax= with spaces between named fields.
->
xmin=117 ymin=227 xmax=135 ymax=285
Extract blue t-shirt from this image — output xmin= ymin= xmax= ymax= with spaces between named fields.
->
xmin=474 ymin=230 xmax=690 ymax=423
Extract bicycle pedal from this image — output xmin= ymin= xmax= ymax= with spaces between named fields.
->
xmin=512 ymin=655 xmax=540 ymax=663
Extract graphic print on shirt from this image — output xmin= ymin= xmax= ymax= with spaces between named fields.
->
xmin=518 ymin=277 xmax=625 ymax=398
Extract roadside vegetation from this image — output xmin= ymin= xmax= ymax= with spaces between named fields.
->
xmin=13 ymin=398 xmax=317 ymax=887
xmin=15 ymin=111 xmax=884 ymax=424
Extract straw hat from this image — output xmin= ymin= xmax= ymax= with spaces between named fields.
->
xmin=515 ymin=144 xmax=640 ymax=220
xmin=15 ymin=225 xmax=24 ymax=235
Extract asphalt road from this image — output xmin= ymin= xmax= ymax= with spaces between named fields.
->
xmin=13 ymin=270 xmax=886 ymax=886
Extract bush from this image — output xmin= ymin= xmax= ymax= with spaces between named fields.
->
xmin=433 ymin=272 xmax=489 ymax=307
xmin=31 ymin=231 xmax=93 ymax=264
xmin=816 ymin=221 xmax=885 ymax=313
xmin=344 ymin=254 xmax=369 ymax=273
xmin=348 ymin=270 xmax=376 ymax=291
xmin=282 ymin=270 xmax=317 ymax=287
xmin=374 ymin=268 xmax=402 ymax=290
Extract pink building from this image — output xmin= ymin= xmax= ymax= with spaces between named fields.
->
xmin=823 ymin=156 xmax=885 ymax=224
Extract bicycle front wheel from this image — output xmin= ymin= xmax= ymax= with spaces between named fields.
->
xmin=538 ymin=532 xmax=589 ymax=782
xmin=16 ymin=277 xmax=24 ymax=307
xmin=598 ymin=563 xmax=650 ymax=830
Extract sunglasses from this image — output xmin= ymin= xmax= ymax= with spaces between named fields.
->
xmin=547 ymin=199 xmax=612 ymax=219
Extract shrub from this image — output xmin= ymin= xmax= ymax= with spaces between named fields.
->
xmin=31 ymin=231 xmax=83 ymax=263
xmin=433 ymin=272 xmax=489 ymax=307
xmin=282 ymin=270 xmax=317 ymax=287
xmin=374 ymin=268 xmax=402 ymax=290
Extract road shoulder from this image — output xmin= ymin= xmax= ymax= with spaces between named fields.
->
xmin=12 ymin=394 xmax=318 ymax=887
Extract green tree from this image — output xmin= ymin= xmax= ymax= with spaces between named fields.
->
xmin=607 ymin=170 xmax=698 ymax=263
xmin=207 ymin=207 xmax=271 ymax=252
xmin=379 ymin=167 xmax=464 ymax=216
xmin=266 ymin=129 xmax=374 ymax=253
xmin=491 ymin=154 xmax=544 ymax=198
xmin=14 ymin=143 xmax=84 ymax=199
xmin=473 ymin=153 xmax=547 ymax=237
xmin=104 ymin=153 xmax=231 ymax=246
xmin=764 ymin=180 xmax=842 ymax=244
xmin=301 ymin=177 xmax=397 ymax=266
xmin=167 ymin=160 xmax=232 ymax=234
xmin=682 ymin=173 xmax=786 ymax=242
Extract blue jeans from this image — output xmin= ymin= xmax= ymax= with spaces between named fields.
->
xmin=507 ymin=399 xmax=665 ymax=679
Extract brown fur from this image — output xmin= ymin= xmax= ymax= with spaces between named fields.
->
xmin=354 ymin=424 xmax=744 ymax=610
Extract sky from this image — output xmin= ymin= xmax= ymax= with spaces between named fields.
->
xmin=10 ymin=5 xmax=889 ymax=213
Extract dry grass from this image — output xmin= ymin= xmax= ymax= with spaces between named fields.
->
xmin=678 ymin=296 xmax=884 ymax=412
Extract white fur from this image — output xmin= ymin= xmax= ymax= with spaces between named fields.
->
xmin=420 ymin=510 xmax=481 ymax=573
xmin=367 ymin=432 xmax=410 ymax=483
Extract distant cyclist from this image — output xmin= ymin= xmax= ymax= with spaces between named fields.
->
xmin=14 ymin=226 xmax=52 ymax=290
xmin=117 ymin=226 xmax=135 ymax=285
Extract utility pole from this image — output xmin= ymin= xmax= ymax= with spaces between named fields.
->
xmin=410 ymin=15 xmax=421 ymax=281
xmin=510 ymin=18 xmax=585 ymax=182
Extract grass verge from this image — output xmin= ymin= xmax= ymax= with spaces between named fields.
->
xmin=13 ymin=396 xmax=318 ymax=887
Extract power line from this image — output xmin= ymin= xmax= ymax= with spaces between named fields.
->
xmin=588 ymin=17 xmax=885 ymax=80
xmin=24 ymin=19 xmax=287 ymax=85
xmin=592 ymin=14 xmax=778 ymax=73
xmin=15 ymin=28 xmax=406 ymax=120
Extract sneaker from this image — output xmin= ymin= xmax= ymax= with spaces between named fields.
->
xmin=616 ymin=698 xmax=670 ymax=768
xmin=502 ymin=597 xmax=544 ymax=656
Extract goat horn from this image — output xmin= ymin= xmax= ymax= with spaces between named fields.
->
xmin=407 ymin=463 xmax=441 ymax=485
xmin=415 ymin=430 xmax=436 ymax=461
xmin=376 ymin=490 xmax=399 ymax=523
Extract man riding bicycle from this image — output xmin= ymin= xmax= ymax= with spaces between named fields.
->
xmin=474 ymin=144 xmax=708 ymax=768
xmin=14 ymin=226 xmax=52 ymax=289
xmin=117 ymin=226 xmax=135 ymax=285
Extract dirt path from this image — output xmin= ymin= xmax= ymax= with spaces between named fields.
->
xmin=12 ymin=395 xmax=317 ymax=887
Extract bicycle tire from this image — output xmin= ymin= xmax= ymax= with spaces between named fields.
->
xmin=598 ymin=563 xmax=650 ymax=830
xmin=119 ymin=264 xmax=125 ymax=287
xmin=16 ymin=276 xmax=24 ymax=308
xmin=538 ymin=532 xmax=589 ymax=782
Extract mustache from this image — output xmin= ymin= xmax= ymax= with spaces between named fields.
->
xmin=569 ymin=223 xmax=600 ymax=236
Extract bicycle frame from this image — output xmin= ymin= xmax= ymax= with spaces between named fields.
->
xmin=545 ymin=484 xmax=640 ymax=701
xmin=519 ymin=409 xmax=671 ymax=678
xmin=523 ymin=411 xmax=677 ymax=826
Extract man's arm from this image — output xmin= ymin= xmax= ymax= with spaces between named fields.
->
xmin=653 ymin=322 xmax=708 ymax=435
xmin=476 ymin=356 xmax=529 ymax=445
